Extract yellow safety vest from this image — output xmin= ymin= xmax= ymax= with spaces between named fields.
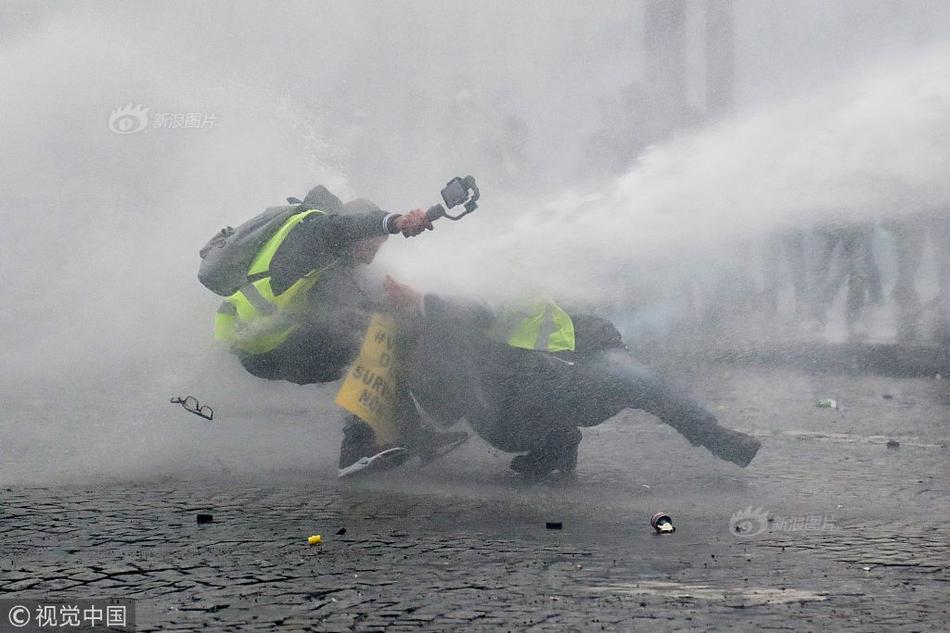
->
xmin=213 ymin=209 xmax=337 ymax=354
xmin=488 ymin=297 xmax=576 ymax=352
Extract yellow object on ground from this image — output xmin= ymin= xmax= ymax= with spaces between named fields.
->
xmin=335 ymin=313 xmax=399 ymax=445
xmin=308 ymin=535 xmax=322 ymax=545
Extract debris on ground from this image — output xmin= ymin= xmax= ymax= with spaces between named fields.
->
xmin=816 ymin=399 xmax=838 ymax=409
xmin=335 ymin=527 xmax=347 ymax=535
xmin=546 ymin=522 xmax=563 ymax=530
xmin=308 ymin=535 xmax=322 ymax=545
xmin=886 ymin=439 xmax=900 ymax=449
xmin=651 ymin=512 xmax=675 ymax=534
xmin=196 ymin=513 xmax=214 ymax=524
xmin=882 ymin=394 xmax=894 ymax=400
xmin=170 ymin=395 xmax=214 ymax=420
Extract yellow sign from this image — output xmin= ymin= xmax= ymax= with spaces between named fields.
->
xmin=334 ymin=313 xmax=399 ymax=444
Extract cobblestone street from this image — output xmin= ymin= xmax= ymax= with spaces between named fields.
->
xmin=2 ymin=363 xmax=948 ymax=631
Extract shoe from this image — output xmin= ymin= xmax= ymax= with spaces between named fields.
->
xmin=337 ymin=417 xmax=410 ymax=479
xmin=704 ymin=428 xmax=762 ymax=468
xmin=670 ymin=415 xmax=761 ymax=468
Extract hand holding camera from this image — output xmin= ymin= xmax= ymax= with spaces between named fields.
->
xmin=394 ymin=208 xmax=434 ymax=238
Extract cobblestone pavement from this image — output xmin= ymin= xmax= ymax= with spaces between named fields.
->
xmin=2 ymin=363 xmax=948 ymax=631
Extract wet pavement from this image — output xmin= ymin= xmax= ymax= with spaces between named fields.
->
xmin=2 ymin=361 xmax=948 ymax=631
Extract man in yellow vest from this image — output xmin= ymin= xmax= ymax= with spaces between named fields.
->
xmin=212 ymin=185 xmax=464 ymax=477
xmin=388 ymin=287 xmax=761 ymax=478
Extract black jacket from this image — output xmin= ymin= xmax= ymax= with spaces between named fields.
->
xmin=268 ymin=210 xmax=394 ymax=295
xmin=401 ymin=294 xmax=627 ymax=434
xmin=237 ymin=209 xmax=397 ymax=381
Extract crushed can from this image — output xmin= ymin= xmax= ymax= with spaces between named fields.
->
xmin=651 ymin=512 xmax=675 ymax=534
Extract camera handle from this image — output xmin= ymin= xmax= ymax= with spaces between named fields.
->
xmin=425 ymin=204 xmax=448 ymax=222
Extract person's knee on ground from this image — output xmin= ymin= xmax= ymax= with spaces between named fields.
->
xmin=507 ymin=425 xmax=582 ymax=478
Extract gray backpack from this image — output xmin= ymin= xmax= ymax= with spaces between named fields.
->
xmin=197 ymin=204 xmax=301 ymax=296
xmin=198 ymin=185 xmax=344 ymax=296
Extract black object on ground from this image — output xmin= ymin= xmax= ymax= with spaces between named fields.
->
xmin=336 ymin=527 xmax=347 ymax=535
xmin=196 ymin=513 xmax=214 ymax=524
xmin=886 ymin=440 xmax=900 ymax=449
xmin=546 ymin=522 xmax=563 ymax=530
xmin=171 ymin=395 xmax=214 ymax=420
xmin=883 ymin=394 xmax=894 ymax=400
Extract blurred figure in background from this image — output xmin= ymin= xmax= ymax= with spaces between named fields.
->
xmin=581 ymin=82 xmax=703 ymax=181
xmin=811 ymin=221 xmax=882 ymax=341
xmin=761 ymin=229 xmax=810 ymax=333
xmin=887 ymin=210 xmax=950 ymax=343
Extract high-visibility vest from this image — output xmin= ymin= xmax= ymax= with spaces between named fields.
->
xmin=214 ymin=209 xmax=337 ymax=354
xmin=488 ymin=298 xmax=576 ymax=352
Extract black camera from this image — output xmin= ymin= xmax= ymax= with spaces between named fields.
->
xmin=441 ymin=177 xmax=470 ymax=209
xmin=426 ymin=176 xmax=480 ymax=222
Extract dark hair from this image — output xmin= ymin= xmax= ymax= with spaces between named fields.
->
xmin=300 ymin=185 xmax=343 ymax=213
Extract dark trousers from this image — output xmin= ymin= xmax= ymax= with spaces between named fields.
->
xmin=239 ymin=322 xmax=426 ymax=446
xmin=470 ymin=348 xmax=719 ymax=456
xmin=238 ymin=326 xmax=360 ymax=385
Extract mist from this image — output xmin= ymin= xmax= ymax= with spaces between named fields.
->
xmin=3 ymin=0 xmax=950 ymax=484
xmin=395 ymin=44 xmax=950 ymax=306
